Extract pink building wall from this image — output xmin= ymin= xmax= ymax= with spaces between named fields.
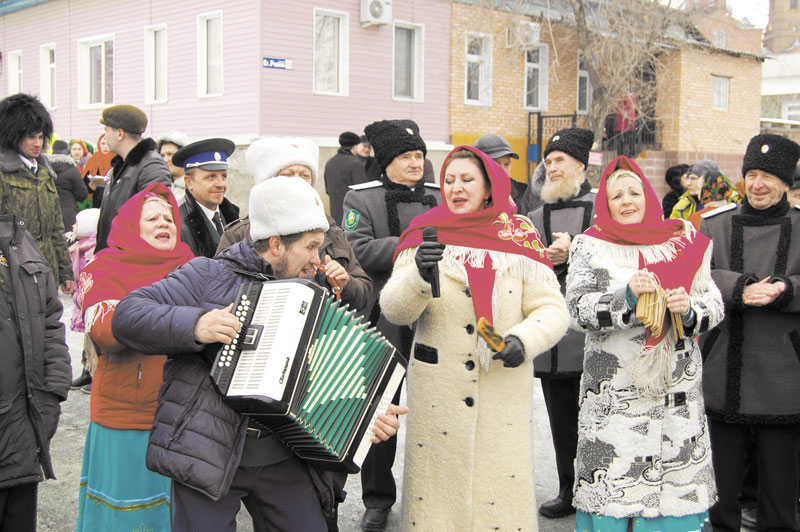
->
xmin=1 ymin=0 xmax=450 ymax=144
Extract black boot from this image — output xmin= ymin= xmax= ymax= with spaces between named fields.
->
xmin=71 ymin=368 xmax=92 ymax=389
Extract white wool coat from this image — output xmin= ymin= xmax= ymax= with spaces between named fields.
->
xmin=380 ymin=244 xmax=568 ymax=532
xmin=564 ymin=234 xmax=724 ymax=518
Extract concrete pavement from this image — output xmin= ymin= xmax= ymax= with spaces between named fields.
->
xmin=38 ymin=293 xmax=575 ymax=532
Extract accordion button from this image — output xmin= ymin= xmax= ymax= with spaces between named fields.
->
xmin=465 ymin=360 xmax=475 ymax=371
xmin=465 ymin=397 xmax=474 ymax=407
xmin=218 ymin=361 xmax=224 ymax=367
xmin=225 ymin=361 xmax=230 ymax=367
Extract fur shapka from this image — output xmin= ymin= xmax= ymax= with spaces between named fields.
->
xmin=0 ymin=94 xmax=53 ymax=153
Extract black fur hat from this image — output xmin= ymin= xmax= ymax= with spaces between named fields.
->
xmin=0 ymin=94 xmax=53 ymax=153
xmin=364 ymin=119 xmax=427 ymax=172
xmin=742 ymin=134 xmax=800 ymax=186
xmin=338 ymin=131 xmax=360 ymax=148
xmin=543 ymin=128 xmax=594 ymax=168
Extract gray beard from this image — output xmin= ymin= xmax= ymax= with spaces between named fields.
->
xmin=540 ymin=177 xmax=582 ymax=203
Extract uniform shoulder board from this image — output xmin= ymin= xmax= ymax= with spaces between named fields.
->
xmin=424 ymin=181 xmax=440 ymax=189
xmin=701 ymin=202 xmax=738 ymax=219
xmin=348 ymin=180 xmax=383 ymax=191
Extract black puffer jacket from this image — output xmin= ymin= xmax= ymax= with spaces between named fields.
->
xmin=95 ymin=138 xmax=172 ymax=252
xmin=0 ymin=214 xmax=71 ymax=490
xmin=50 ymin=154 xmax=89 ymax=230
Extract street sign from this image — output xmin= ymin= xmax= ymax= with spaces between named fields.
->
xmin=263 ymin=57 xmax=293 ymax=70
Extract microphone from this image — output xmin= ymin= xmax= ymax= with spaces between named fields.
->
xmin=422 ymin=227 xmax=440 ymax=298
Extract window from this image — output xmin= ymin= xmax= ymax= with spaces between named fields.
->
xmin=145 ymin=25 xmax=168 ymax=103
xmin=78 ymin=36 xmax=114 ymax=108
xmin=39 ymin=45 xmax=56 ymax=108
xmin=314 ymin=9 xmax=348 ymax=96
xmin=8 ymin=50 xmax=22 ymax=95
xmin=393 ymin=23 xmax=424 ymax=101
xmin=712 ymin=75 xmax=728 ymax=110
xmin=792 ymin=0 xmax=798 ymax=9
xmin=465 ymin=33 xmax=492 ymax=106
xmin=783 ymin=100 xmax=800 ymax=122
xmin=577 ymin=51 xmax=591 ymax=114
xmin=524 ymin=45 xmax=548 ymax=110
xmin=198 ymin=11 xmax=223 ymax=97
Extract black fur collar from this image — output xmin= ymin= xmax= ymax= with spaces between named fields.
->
xmin=111 ymin=137 xmax=157 ymax=167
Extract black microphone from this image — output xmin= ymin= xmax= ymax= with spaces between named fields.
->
xmin=422 ymin=227 xmax=441 ymax=298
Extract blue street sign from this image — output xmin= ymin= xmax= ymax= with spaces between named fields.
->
xmin=262 ymin=57 xmax=293 ymax=70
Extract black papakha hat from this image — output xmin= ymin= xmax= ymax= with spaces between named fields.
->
xmin=338 ymin=131 xmax=360 ymax=148
xmin=364 ymin=119 xmax=427 ymax=172
xmin=741 ymin=133 xmax=800 ymax=186
xmin=543 ymin=128 xmax=594 ymax=168
xmin=99 ymin=105 xmax=148 ymax=135
xmin=172 ymin=138 xmax=236 ymax=172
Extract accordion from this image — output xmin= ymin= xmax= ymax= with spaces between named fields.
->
xmin=210 ymin=278 xmax=406 ymax=473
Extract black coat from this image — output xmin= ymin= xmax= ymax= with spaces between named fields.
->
xmin=50 ymin=154 xmax=89 ymax=230
xmin=95 ymin=138 xmax=172 ymax=252
xmin=324 ymin=149 xmax=369 ymax=225
xmin=0 ymin=214 xmax=70 ymax=489
xmin=179 ymin=191 xmax=240 ymax=259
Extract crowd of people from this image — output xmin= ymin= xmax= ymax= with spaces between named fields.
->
xmin=0 ymin=90 xmax=798 ymax=532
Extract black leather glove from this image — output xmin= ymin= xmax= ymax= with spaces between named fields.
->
xmin=415 ymin=241 xmax=445 ymax=284
xmin=492 ymin=335 xmax=525 ymax=368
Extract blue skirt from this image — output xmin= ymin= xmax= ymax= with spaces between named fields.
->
xmin=76 ymin=422 xmax=172 ymax=532
xmin=575 ymin=510 xmax=710 ymax=532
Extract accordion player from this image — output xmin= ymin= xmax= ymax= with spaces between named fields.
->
xmin=210 ymin=278 xmax=407 ymax=473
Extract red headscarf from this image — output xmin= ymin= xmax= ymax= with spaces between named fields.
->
xmin=394 ymin=145 xmax=552 ymax=328
xmin=80 ymin=183 xmax=194 ymax=312
xmin=585 ymin=156 xmax=710 ymax=394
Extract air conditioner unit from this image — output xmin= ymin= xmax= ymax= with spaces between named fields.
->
xmin=506 ymin=20 xmax=540 ymax=48
xmin=361 ymin=0 xmax=392 ymax=27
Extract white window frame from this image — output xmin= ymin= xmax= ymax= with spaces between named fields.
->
xmin=392 ymin=21 xmax=424 ymax=102
xmin=523 ymin=44 xmax=549 ymax=112
xmin=7 ymin=50 xmax=22 ymax=95
xmin=711 ymin=75 xmax=729 ymax=110
xmin=77 ymin=35 xmax=115 ymax=109
xmin=576 ymin=50 xmax=591 ymax=115
xmin=144 ymin=24 xmax=168 ymax=104
xmin=39 ymin=44 xmax=56 ymax=109
xmin=197 ymin=10 xmax=223 ymax=98
xmin=465 ymin=32 xmax=492 ymax=106
xmin=782 ymin=100 xmax=800 ymax=121
xmin=313 ymin=8 xmax=349 ymax=96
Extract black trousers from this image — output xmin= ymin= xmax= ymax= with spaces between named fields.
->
xmin=708 ymin=420 xmax=800 ymax=532
xmin=171 ymin=457 xmax=327 ymax=532
xmin=360 ymin=384 xmax=402 ymax=509
xmin=0 ymin=483 xmax=37 ymax=532
xmin=540 ymin=376 xmax=581 ymax=502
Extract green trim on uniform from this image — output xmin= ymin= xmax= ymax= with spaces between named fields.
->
xmin=344 ymin=209 xmax=360 ymax=231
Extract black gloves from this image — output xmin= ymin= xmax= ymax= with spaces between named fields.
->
xmin=492 ymin=335 xmax=525 ymax=368
xmin=415 ymin=241 xmax=445 ymax=284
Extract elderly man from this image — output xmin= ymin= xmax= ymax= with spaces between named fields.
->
xmin=527 ymin=127 xmax=595 ymax=519
xmin=95 ymin=105 xmax=172 ymax=251
xmin=173 ymin=138 xmax=240 ymax=258
xmin=0 ymin=94 xmax=73 ymax=292
xmin=325 ymin=131 xmax=369 ymax=225
xmin=700 ymin=133 xmax=800 ymax=532
xmin=342 ymin=119 xmax=440 ymax=532
xmin=112 ymin=176 xmax=404 ymax=532
xmin=156 ymin=131 xmax=190 ymax=204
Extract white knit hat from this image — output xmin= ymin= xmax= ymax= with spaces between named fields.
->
xmin=246 ymin=136 xmax=320 ymax=185
xmin=249 ymin=176 xmax=329 ymax=241
xmin=75 ymin=208 xmax=101 ymax=238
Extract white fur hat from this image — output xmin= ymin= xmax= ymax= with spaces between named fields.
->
xmin=246 ymin=136 xmax=320 ymax=185
xmin=249 ymin=176 xmax=329 ymax=241
xmin=75 ymin=208 xmax=101 ymax=238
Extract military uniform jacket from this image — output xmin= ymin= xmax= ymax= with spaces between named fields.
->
xmin=699 ymin=199 xmax=800 ymax=423
xmin=528 ymin=182 xmax=596 ymax=377
xmin=180 ymin=190 xmax=239 ymax=259
xmin=0 ymin=149 xmax=72 ymax=285
xmin=342 ymin=179 xmax=440 ymax=354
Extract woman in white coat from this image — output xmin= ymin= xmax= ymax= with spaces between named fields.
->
xmin=380 ymin=145 xmax=569 ymax=531
xmin=565 ymin=156 xmax=723 ymax=532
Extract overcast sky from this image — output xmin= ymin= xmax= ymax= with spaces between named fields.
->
xmin=725 ymin=0 xmax=769 ymax=28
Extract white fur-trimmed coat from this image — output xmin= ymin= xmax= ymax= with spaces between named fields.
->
xmin=380 ymin=245 xmax=568 ymax=531
xmin=564 ymin=234 xmax=724 ymax=518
